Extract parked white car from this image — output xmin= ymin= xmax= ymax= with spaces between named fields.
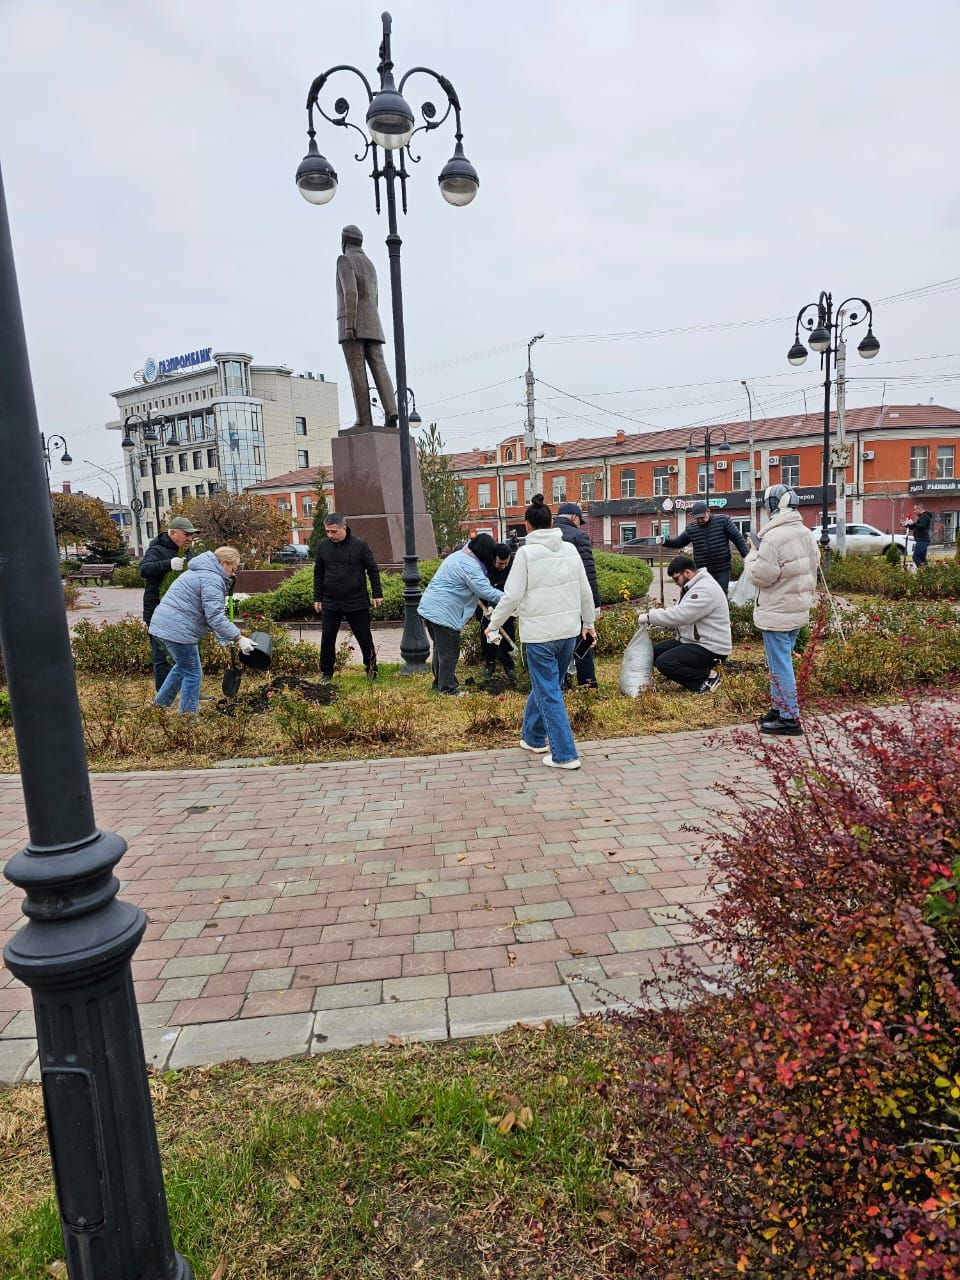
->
xmin=808 ymin=522 xmax=909 ymax=556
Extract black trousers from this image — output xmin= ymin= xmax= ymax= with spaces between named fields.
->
xmin=319 ymin=605 xmax=376 ymax=677
xmin=653 ymin=638 xmax=722 ymax=692
xmin=707 ymin=567 xmax=731 ymax=595
xmin=425 ymin=620 xmax=462 ymax=693
xmin=150 ymin=634 xmax=172 ymax=692
xmin=479 ymin=615 xmax=515 ymax=673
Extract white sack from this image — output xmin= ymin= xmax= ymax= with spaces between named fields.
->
xmin=619 ymin=622 xmax=654 ymax=697
xmin=728 ymin=571 xmax=757 ymax=607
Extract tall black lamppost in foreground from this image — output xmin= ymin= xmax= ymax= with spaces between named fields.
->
xmin=296 ymin=10 xmax=479 ymax=671
xmin=787 ymin=291 xmax=879 ymax=553
xmin=40 ymin=431 xmax=73 ymax=490
xmin=0 ymin=165 xmax=191 ymax=1279
xmin=685 ymin=426 xmax=731 ymax=503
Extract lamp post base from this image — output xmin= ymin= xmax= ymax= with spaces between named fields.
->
xmin=398 ymin=556 xmax=430 ymax=673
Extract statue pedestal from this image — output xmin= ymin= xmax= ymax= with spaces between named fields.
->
xmin=331 ymin=428 xmax=437 ymax=568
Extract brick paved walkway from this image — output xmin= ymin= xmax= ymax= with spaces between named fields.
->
xmin=0 ymin=727 xmax=759 ymax=1082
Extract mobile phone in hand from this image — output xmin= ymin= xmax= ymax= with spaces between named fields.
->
xmin=574 ymin=633 xmax=596 ymax=660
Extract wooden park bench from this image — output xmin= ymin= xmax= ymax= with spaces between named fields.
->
xmin=65 ymin=563 xmax=117 ymax=585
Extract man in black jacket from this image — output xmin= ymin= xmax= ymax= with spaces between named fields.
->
xmin=140 ymin=514 xmax=198 ymax=690
xmin=313 ymin=512 xmax=382 ymax=680
xmin=476 ymin=544 xmax=516 ymax=681
xmin=905 ymin=503 xmax=933 ymax=567
xmin=556 ymin=502 xmax=601 ymax=687
xmin=663 ymin=501 xmax=749 ymax=594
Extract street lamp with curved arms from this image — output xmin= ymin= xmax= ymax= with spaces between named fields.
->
xmin=785 ymin=291 xmax=879 ymax=554
xmin=685 ymin=426 xmax=731 ymax=504
xmin=39 ymin=431 xmax=72 ymax=489
xmin=295 ymin=11 xmax=478 ymax=673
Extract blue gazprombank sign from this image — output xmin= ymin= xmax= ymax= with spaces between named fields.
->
xmin=158 ymin=347 xmax=212 ymax=376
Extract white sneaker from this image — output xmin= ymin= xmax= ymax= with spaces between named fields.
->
xmin=543 ymin=754 xmax=581 ymax=770
xmin=520 ymin=739 xmax=550 ymax=753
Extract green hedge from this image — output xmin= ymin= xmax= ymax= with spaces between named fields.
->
xmin=825 ymin=556 xmax=960 ymax=599
xmin=71 ymin=618 xmax=319 ymax=676
xmin=241 ymin=551 xmax=653 ymax=622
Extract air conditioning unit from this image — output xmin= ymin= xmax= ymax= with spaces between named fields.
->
xmin=768 ymin=456 xmax=781 ymax=466
xmin=862 ymin=450 xmax=875 ymax=461
xmin=666 ymin=464 xmax=679 ymax=474
xmin=716 ymin=460 xmax=728 ymax=470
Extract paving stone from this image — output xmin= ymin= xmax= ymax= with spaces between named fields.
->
xmin=161 ymin=920 xmax=206 ymax=940
xmin=518 ymin=900 xmax=574 ymax=923
xmin=313 ymin=998 xmax=447 ymax=1053
xmin=513 ymin=922 xmax=557 ymax=943
xmin=3 ymin=1010 xmax=36 ymax=1038
xmin=503 ymin=871 xmax=558 ymax=889
xmin=382 ymin=974 xmax=449 ymax=1002
xmin=413 ymin=930 xmax=454 ymax=953
xmin=567 ymin=975 xmax=647 ymax=1015
xmin=0 ymin=1038 xmax=37 ymax=1084
xmin=142 ymin=1027 xmax=181 ymax=1070
xmin=609 ymin=926 xmax=676 ymax=952
xmin=557 ymin=956 xmax=607 ymax=985
xmin=170 ymin=1014 xmax=314 ymax=1068
xmin=247 ymin=967 xmax=294 ymax=993
xmin=157 ymin=977 xmax=207 ymax=1002
xmin=160 ymin=954 xmax=229 ymax=979
xmin=448 ymin=986 xmax=579 ymax=1039
xmin=375 ymin=900 xmax=431 ymax=920
xmin=138 ymin=1001 xmax=178 ymax=1029
xmin=312 ymin=981 xmax=382 ymax=1011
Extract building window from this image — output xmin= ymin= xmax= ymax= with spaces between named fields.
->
xmin=164 ymin=455 xmax=175 ymax=474
xmin=732 ymin=460 xmax=751 ymax=490
xmin=297 ymin=449 xmax=309 ymax=469
xmin=780 ymin=454 xmax=800 ymax=488
xmin=195 ymin=483 xmax=205 ymax=497
xmin=145 ymin=521 xmax=154 ymax=538
xmin=295 ymin=417 xmax=307 ymax=436
xmin=620 ymin=469 xmax=636 ymax=498
xmin=477 ymin=482 xmax=491 ymax=508
xmin=190 ymin=414 xmax=203 ymax=441
xmin=697 ymin=463 xmax=714 ymax=493
xmin=653 ymin=466 xmax=669 ymax=497
xmin=178 ymin=453 xmax=188 ymax=472
xmin=936 ymin=445 xmax=955 ymax=479
xmin=651 ymin=520 xmax=669 ymax=537
xmin=138 ymin=458 xmax=147 ymax=478
xmin=524 ymin=479 xmax=532 ymax=504
xmin=552 ymin=476 xmax=566 ymax=503
xmin=207 ymin=448 xmax=217 ymax=468
xmin=619 ymin=524 xmax=637 ymax=543
xmin=505 ymin=448 xmax=514 ymax=462
xmin=278 ymin=500 xmax=291 ymax=512
xmin=253 ymin=445 xmax=263 ymax=466
xmin=303 ymin=499 xmax=315 ymax=516
xmin=142 ymin=491 xmax=151 ymax=508
xmin=167 ymin=488 xmax=177 ymax=506
xmin=580 ymin=476 xmax=593 ymax=503
xmin=192 ymin=451 xmax=202 ymax=470
xmin=910 ymin=446 xmax=929 ymax=480
xmin=504 ymin=480 xmax=518 ymax=506
xmin=732 ymin=517 xmax=752 ymax=537
xmin=181 ymin=486 xmax=190 ymax=500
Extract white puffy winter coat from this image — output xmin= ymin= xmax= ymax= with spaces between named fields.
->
xmin=486 ymin=527 xmax=596 ymax=644
xmin=744 ymin=509 xmax=820 ymax=631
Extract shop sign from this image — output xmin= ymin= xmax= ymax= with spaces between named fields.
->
xmin=909 ymin=479 xmax=960 ymax=495
xmin=143 ymin=347 xmax=213 ymax=383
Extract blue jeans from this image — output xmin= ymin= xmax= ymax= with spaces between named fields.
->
xmin=912 ymin=540 xmax=929 ymax=568
xmin=153 ymin=640 xmax=203 ymax=714
xmin=761 ymin=629 xmax=801 ymax=720
xmin=522 ymin=636 xmax=579 ymax=763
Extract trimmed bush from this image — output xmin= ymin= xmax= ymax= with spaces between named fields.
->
xmin=603 ymin=700 xmax=960 ymax=1277
xmin=826 ymin=555 xmax=960 ymax=599
xmin=71 ymin=618 xmax=319 ymax=677
xmin=111 ymin=565 xmax=145 ymax=588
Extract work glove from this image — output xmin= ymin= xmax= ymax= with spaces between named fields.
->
xmin=170 ymin=557 xmax=185 ymax=571
xmin=635 ymin=611 xmax=649 ymax=627
xmin=486 ymin=630 xmax=502 ymax=646
xmin=237 ymin=636 xmax=256 ymax=655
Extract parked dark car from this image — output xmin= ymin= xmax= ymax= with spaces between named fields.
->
xmin=615 ymin=536 xmax=663 ymax=560
xmin=271 ymin=545 xmax=310 ymax=564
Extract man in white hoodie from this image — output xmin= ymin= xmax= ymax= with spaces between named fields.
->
xmin=486 ymin=495 xmax=596 ymax=770
xmin=639 ymin=555 xmax=732 ymax=692
xmin=744 ymin=484 xmax=820 ymax=736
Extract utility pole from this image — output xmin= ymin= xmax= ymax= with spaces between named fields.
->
xmin=525 ymin=332 xmax=543 ymax=500
xmin=834 ymin=335 xmax=850 ymax=556
xmin=741 ymin=380 xmax=757 ymax=532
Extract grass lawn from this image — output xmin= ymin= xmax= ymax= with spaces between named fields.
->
xmin=0 ymin=649 xmax=773 ymax=774
xmin=0 ymin=1022 xmax=641 ymax=1280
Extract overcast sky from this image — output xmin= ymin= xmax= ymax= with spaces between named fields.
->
xmin=2 ymin=0 xmax=958 ymax=501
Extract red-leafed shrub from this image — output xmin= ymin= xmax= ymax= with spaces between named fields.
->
xmin=603 ymin=700 xmax=960 ymax=1277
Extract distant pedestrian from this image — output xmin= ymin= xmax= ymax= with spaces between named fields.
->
xmin=638 ymin=555 xmax=731 ymax=692
xmin=663 ymin=501 xmax=748 ymax=594
xmin=555 ymin=501 xmax=601 ymax=688
xmin=312 ymin=512 xmax=382 ymax=681
xmin=140 ymin=515 xmax=198 ymax=691
xmin=149 ymin=547 xmax=254 ymax=714
xmin=486 ymin=495 xmax=597 ymax=770
xmin=418 ymin=534 xmax=504 ymax=696
xmin=904 ymin=503 xmax=933 ymax=568
xmin=743 ymin=485 xmax=820 ymax=736
xmin=476 ymin=543 xmax=516 ymax=681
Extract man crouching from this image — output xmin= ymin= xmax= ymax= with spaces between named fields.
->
xmin=638 ymin=555 xmax=731 ymax=693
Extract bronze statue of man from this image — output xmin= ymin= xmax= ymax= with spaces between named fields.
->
xmin=336 ymin=225 xmax=399 ymax=430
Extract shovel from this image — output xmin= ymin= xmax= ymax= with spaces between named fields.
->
xmin=221 ymin=592 xmax=243 ymax=699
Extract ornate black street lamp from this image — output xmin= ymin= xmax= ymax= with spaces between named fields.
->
xmin=787 ymin=291 xmax=879 ymax=552
xmin=296 ymin=10 xmax=478 ymax=672
xmin=122 ymin=411 xmax=180 ymax=535
xmin=40 ymin=430 xmax=72 ymax=489
xmin=0 ymin=167 xmax=191 ymax=1277
xmin=685 ymin=426 xmax=731 ymax=503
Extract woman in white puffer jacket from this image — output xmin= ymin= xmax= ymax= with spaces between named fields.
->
xmin=487 ymin=495 xmax=597 ymax=769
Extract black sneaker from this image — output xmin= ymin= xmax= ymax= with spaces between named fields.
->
xmin=698 ymin=669 xmax=722 ymax=694
xmin=760 ymin=716 xmax=803 ymax=736
xmin=759 ymin=707 xmax=781 ymax=726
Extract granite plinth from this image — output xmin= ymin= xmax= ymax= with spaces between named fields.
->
xmin=332 ymin=428 xmax=438 ymax=566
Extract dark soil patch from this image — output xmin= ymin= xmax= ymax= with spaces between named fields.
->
xmin=217 ymin=674 xmax=336 ymax=715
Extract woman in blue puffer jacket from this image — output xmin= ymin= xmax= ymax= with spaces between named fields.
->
xmin=148 ymin=546 xmax=254 ymax=713
xmin=417 ymin=534 xmax=504 ymax=695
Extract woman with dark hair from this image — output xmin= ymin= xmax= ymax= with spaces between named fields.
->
xmin=486 ymin=496 xmax=597 ymax=769
xmin=417 ymin=532 xmax=504 ymax=695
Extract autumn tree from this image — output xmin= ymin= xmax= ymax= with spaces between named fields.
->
xmin=51 ymin=492 xmax=125 ymax=560
xmin=417 ymin=422 xmax=469 ymax=554
xmin=167 ymin=492 xmax=289 ymax=560
xmin=307 ymin=467 xmax=330 ymax=559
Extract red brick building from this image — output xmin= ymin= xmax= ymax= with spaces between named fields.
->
xmin=449 ymin=404 xmax=960 ymax=548
xmin=245 ymin=467 xmax=335 ymax=545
